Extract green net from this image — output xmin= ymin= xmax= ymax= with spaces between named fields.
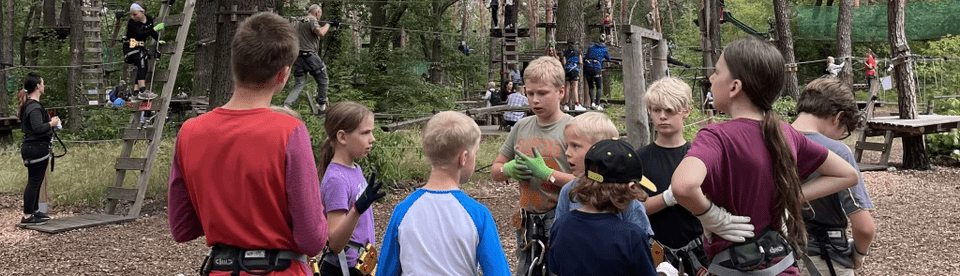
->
xmin=795 ymin=0 xmax=960 ymax=42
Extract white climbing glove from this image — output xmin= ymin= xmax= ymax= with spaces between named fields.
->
xmin=661 ymin=187 xmax=677 ymax=207
xmin=696 ymin=202 xmax=755 ymax=243
xmin=656 ymin=262 xmax=679 ymax=276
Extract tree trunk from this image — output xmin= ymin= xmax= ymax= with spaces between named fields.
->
xmin=557 ymin=0 xmax=584 ymax=49
xmin=66 ymin=0 xmax=82 ymax=131
xmin=836 ymin=0 xmax=853 ymax=89
xmin=208 ymin=0 xmax=278 ymax=108
xmin=191 ymin=0 xmax=217 ymax=98
xmin=773 ymin=0 xmax=799 ymax=100
xmin=528 ymin=0 xmax=538 ymax=48
xmin=0 ymin=0 xmax=12 ymax=117
xmin=43 ymin=0 xmax=56 ymax=27
xmin=699 ymin=0 xmax=720 ymax=101
xmin=887 ymin=0 xmax=928 ymax=169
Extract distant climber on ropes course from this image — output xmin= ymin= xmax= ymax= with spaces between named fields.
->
xmin=123 ymin=1 xmax=165 ymax=101
xmin=284 ymin=4 xmax=339 ymax=112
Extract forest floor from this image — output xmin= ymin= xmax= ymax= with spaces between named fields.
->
xmin=1 ymin=139 xmax=958 ymax=275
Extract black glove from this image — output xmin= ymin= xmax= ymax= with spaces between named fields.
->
xmin=354 ymin=169 xmax=387 ymax=214
xmin=328 ymin=20 xmax=341 ymax=27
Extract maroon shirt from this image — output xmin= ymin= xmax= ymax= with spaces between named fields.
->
xmin=686 ymin=119 xmax=827 ymax=261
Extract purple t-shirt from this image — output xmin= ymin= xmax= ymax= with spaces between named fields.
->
xmin=686 ymin=119 xmax=828 ymax=260
xmin=321 ymin=162 xmax=376 ymax=266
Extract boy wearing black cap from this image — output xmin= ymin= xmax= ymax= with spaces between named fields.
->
xmin=546 ymin=138 xmax=658 ymax=276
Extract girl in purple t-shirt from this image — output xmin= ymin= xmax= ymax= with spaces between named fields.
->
xmin=668 ymin=39 xmax=860 ymax=276
xmin=317 ymin=102 xmax=386 ymax=276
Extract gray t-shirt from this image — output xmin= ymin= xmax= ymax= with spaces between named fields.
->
xmin=499 ymin=114 xmax=572 ymax=213
xmin=296 ymin=16 xmax=323 ymax=53
xmin=801 ymin=132 xmax=875 ymax=228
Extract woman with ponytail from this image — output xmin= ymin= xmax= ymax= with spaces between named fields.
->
xmin=17 ymin=72 xmax=59 ymax=225
xmin=317 ymin=101 xmax=386 ymax=276
xmin=670 ymin=39 xmax=859 ymax=275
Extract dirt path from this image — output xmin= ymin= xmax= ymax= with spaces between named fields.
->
xmin=2 ymin=163 xmax=958 ymax=275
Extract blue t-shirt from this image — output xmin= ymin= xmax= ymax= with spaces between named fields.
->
xmin=556 ymin=179 xmax=654 ymax=236
xmin=801 ymin=132 xmax=874 ymax=228
xmin=548 ymin=210 xmax=657 ymax=276
xmin=377 ymin=189 xmax=510 ymax=276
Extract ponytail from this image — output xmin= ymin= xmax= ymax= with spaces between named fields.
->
xmin=16 ymin=89 xmax=29 ymax=119
xmin=760 ymin=111 xmax=806 ymax=252
xmin=317 ymin=137 xmax=335 ymax=180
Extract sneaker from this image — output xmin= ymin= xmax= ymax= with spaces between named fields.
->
xmin=595 ymin=104 xmax=604 ymax=111
xmin=137 ymin=91 xmax=158 ymax=100
xmin=20 ymin=214 xmax=48 ymax=224
xmin=33 ymin=212 xmax=50 ymax=220
xmin=574 ymin=104 xmax=587 ymax=111
xmin=562 ymin=105 xmax=570 ymax=111
xmin=319 ymin=103 xmax=327 ymax=112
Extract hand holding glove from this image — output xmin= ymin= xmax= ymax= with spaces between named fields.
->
xmin=696 ymin=202 xmax=755 ymax=243
xmin=516 ymin=148 xmax=554 ymax=182
xmin=354 ymin=169 xmax=387 ymax=214
xmin=502 ymin=159 xmax=532 ymax=181
xmin=328 ymin=20 xmax=341 ymax=27
xmin=153 ymin=23 xmax=165 ymax=31
xmin=852 ymin=246 xmax=868 ymax=269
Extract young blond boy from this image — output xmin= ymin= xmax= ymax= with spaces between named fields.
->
xmin=637 ymin=77 xmax=708 ymax=275
xmin=555 ymin=112 xmax=654 ymax=236
xmin=792 ymin=78 xmax=876 ymax=276
xmin=491 ymin=56 xmax=577 ymax=276
xmin=168 ymin=13 xmax=327 ymax=275
xmin=378 ymin=111 xmax=510 ymax=276
xmin=547 ymin=138 xmax=657 ymax=276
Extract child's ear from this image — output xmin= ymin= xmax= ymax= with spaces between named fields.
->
xmin=458 ymin=150 xmax=469 ymax=167
xmin=833 ymin=111 xmax=844 ymax=126
xmin=336 ymin=129 xmax=348 ymax=145
xmin=729 ymin=79 xmax=743 ymax=99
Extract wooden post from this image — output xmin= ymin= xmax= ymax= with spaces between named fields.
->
xmin=651 ymin=38 xmax=667 ymax=82
xmin=621 ymin=25 xmax=650 ymax=148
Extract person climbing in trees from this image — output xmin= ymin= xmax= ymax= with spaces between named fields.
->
xmin=124 ymin=1 xmax=164 ymax=100
xmin=283 ymin=4 xmax=340 ymax=112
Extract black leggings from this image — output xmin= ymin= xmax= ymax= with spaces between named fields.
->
xmin=21 ymin=143 xmax=49 ymax=215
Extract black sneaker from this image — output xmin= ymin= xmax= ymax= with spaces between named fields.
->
xmin=34 ymin=212 xmax=50 ymax=220
xmin=20 ymin=214 xmax=48 ymax=224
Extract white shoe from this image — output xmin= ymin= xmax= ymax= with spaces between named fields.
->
xmin=319 ymin=103 xmax=327 ymax=112
xmin=596 ymin=105 xmax=604 ymax=111
xmin=574 ymin=104 xmax=587 ymax=111
xmin=562 ymin=105 xmax=570 ymax=111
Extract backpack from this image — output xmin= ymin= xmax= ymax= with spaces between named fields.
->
xmin=489 ymin=89 xmax=504 ymax=106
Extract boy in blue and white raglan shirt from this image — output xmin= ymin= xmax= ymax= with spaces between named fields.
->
xmin=377 ymin=111 xmax=510 ymax=276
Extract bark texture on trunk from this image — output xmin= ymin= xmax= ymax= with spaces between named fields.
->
xmin=887 ymin=0 xmax=928 ymax=169
xmin=774 ymin=0 xmax=799 ymax=100
xmin=837 ymin=0 xmax=854 ymax=89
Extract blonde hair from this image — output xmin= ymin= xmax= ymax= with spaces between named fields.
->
xmin=422 ymin=111 xmax=481 ymax=166
xmin=269 ymin=105 xmax=303 ymax=121
xmin=487 ymin=81 xmax=497 ymax=89
xmin=523 ymin=56 xmax=565 ymax=89
xmin=643 ymin=77 xmax=691 ymax=112
xmin=565 ymin=112 xmax=618 ymax=144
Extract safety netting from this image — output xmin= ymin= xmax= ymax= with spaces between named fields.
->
xmin=795 ymin=0 xmax=960 ymax=42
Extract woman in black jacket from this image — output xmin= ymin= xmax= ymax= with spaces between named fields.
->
xmin=17 ymin=72 xmax=59 ymax=224
xmin=124 ymin=1 xmax=162 ymax=99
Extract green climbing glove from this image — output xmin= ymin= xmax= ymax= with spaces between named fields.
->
xmin=516 ymin=148 xmax=554 ymax=182
xmin=153 ymin=23 xmax=165 ymax=31
xmin=502 ymin=159 xmax=532 ymax=181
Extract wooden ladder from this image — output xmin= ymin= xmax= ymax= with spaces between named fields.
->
xmin=80 ymin=0 xmax=105 ymax=105
xmin=21 ymin=0 xmax=197 ymax=233
xmin=854 ymin=77 xmax=894 ymax=171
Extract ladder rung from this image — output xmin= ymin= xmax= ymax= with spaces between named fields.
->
xmin=129 ymin=97 xmax=166 ymax=112
xmin=81 ymin=69 xmax=102 ymax=74
xmin=80 ymin=7 xmax=101 ymax=12
xmin=84 ymin=27 xmax=100 ymax=32
xmin=163 ymin=14 xmax=185 ymax=27
xmin=82 ymin=16 xmax=101 ymax=22
xmin=159 ymin=43 xmax=176 ymax=55
xmin=82 ymin=79 xmax=102 ymax=84
xmin=123 ymin=127 xmax=156 ymax=140
xmin=855 ymin=141 xmax=888 ymax=152
xmin=153 ymin=70 xmax=170 ymax=83
xmin=106 ymin=187 xmax=138 ymax=202
xmin=85 ymin=48 xmax=103 ymax=53
xmin=115 ymin=157 xmax=147 ymax=170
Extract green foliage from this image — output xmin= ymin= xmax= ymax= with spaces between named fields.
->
xmin=927 ymin=97 xmax=960 ymax=161
xmin=773 ymin=96 xmax=798 ymax=122
xmin=58 ymin=108 xmax=131 ymax=141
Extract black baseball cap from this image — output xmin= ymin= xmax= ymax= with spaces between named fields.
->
xmin=584 ymin=138 xmax=657 ymax=193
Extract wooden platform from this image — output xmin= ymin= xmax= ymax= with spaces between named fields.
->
xmin=866 ymin=115 xmax=960 ymax=135
xmin=857 ymin=163 xmax=890 ymax=171
xmin=0 ymin=116 xmax=18 ymax=144
xmin=18 ymin=214 xmax=135 ymax=234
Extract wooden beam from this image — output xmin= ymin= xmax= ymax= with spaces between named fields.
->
xmin=106 ymin=187 xmax=138 ymax=202
xmin=381 ymin=105 xmax=529 ymax=132
xmin=621 ymin=25 xmax=650 ymax=148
